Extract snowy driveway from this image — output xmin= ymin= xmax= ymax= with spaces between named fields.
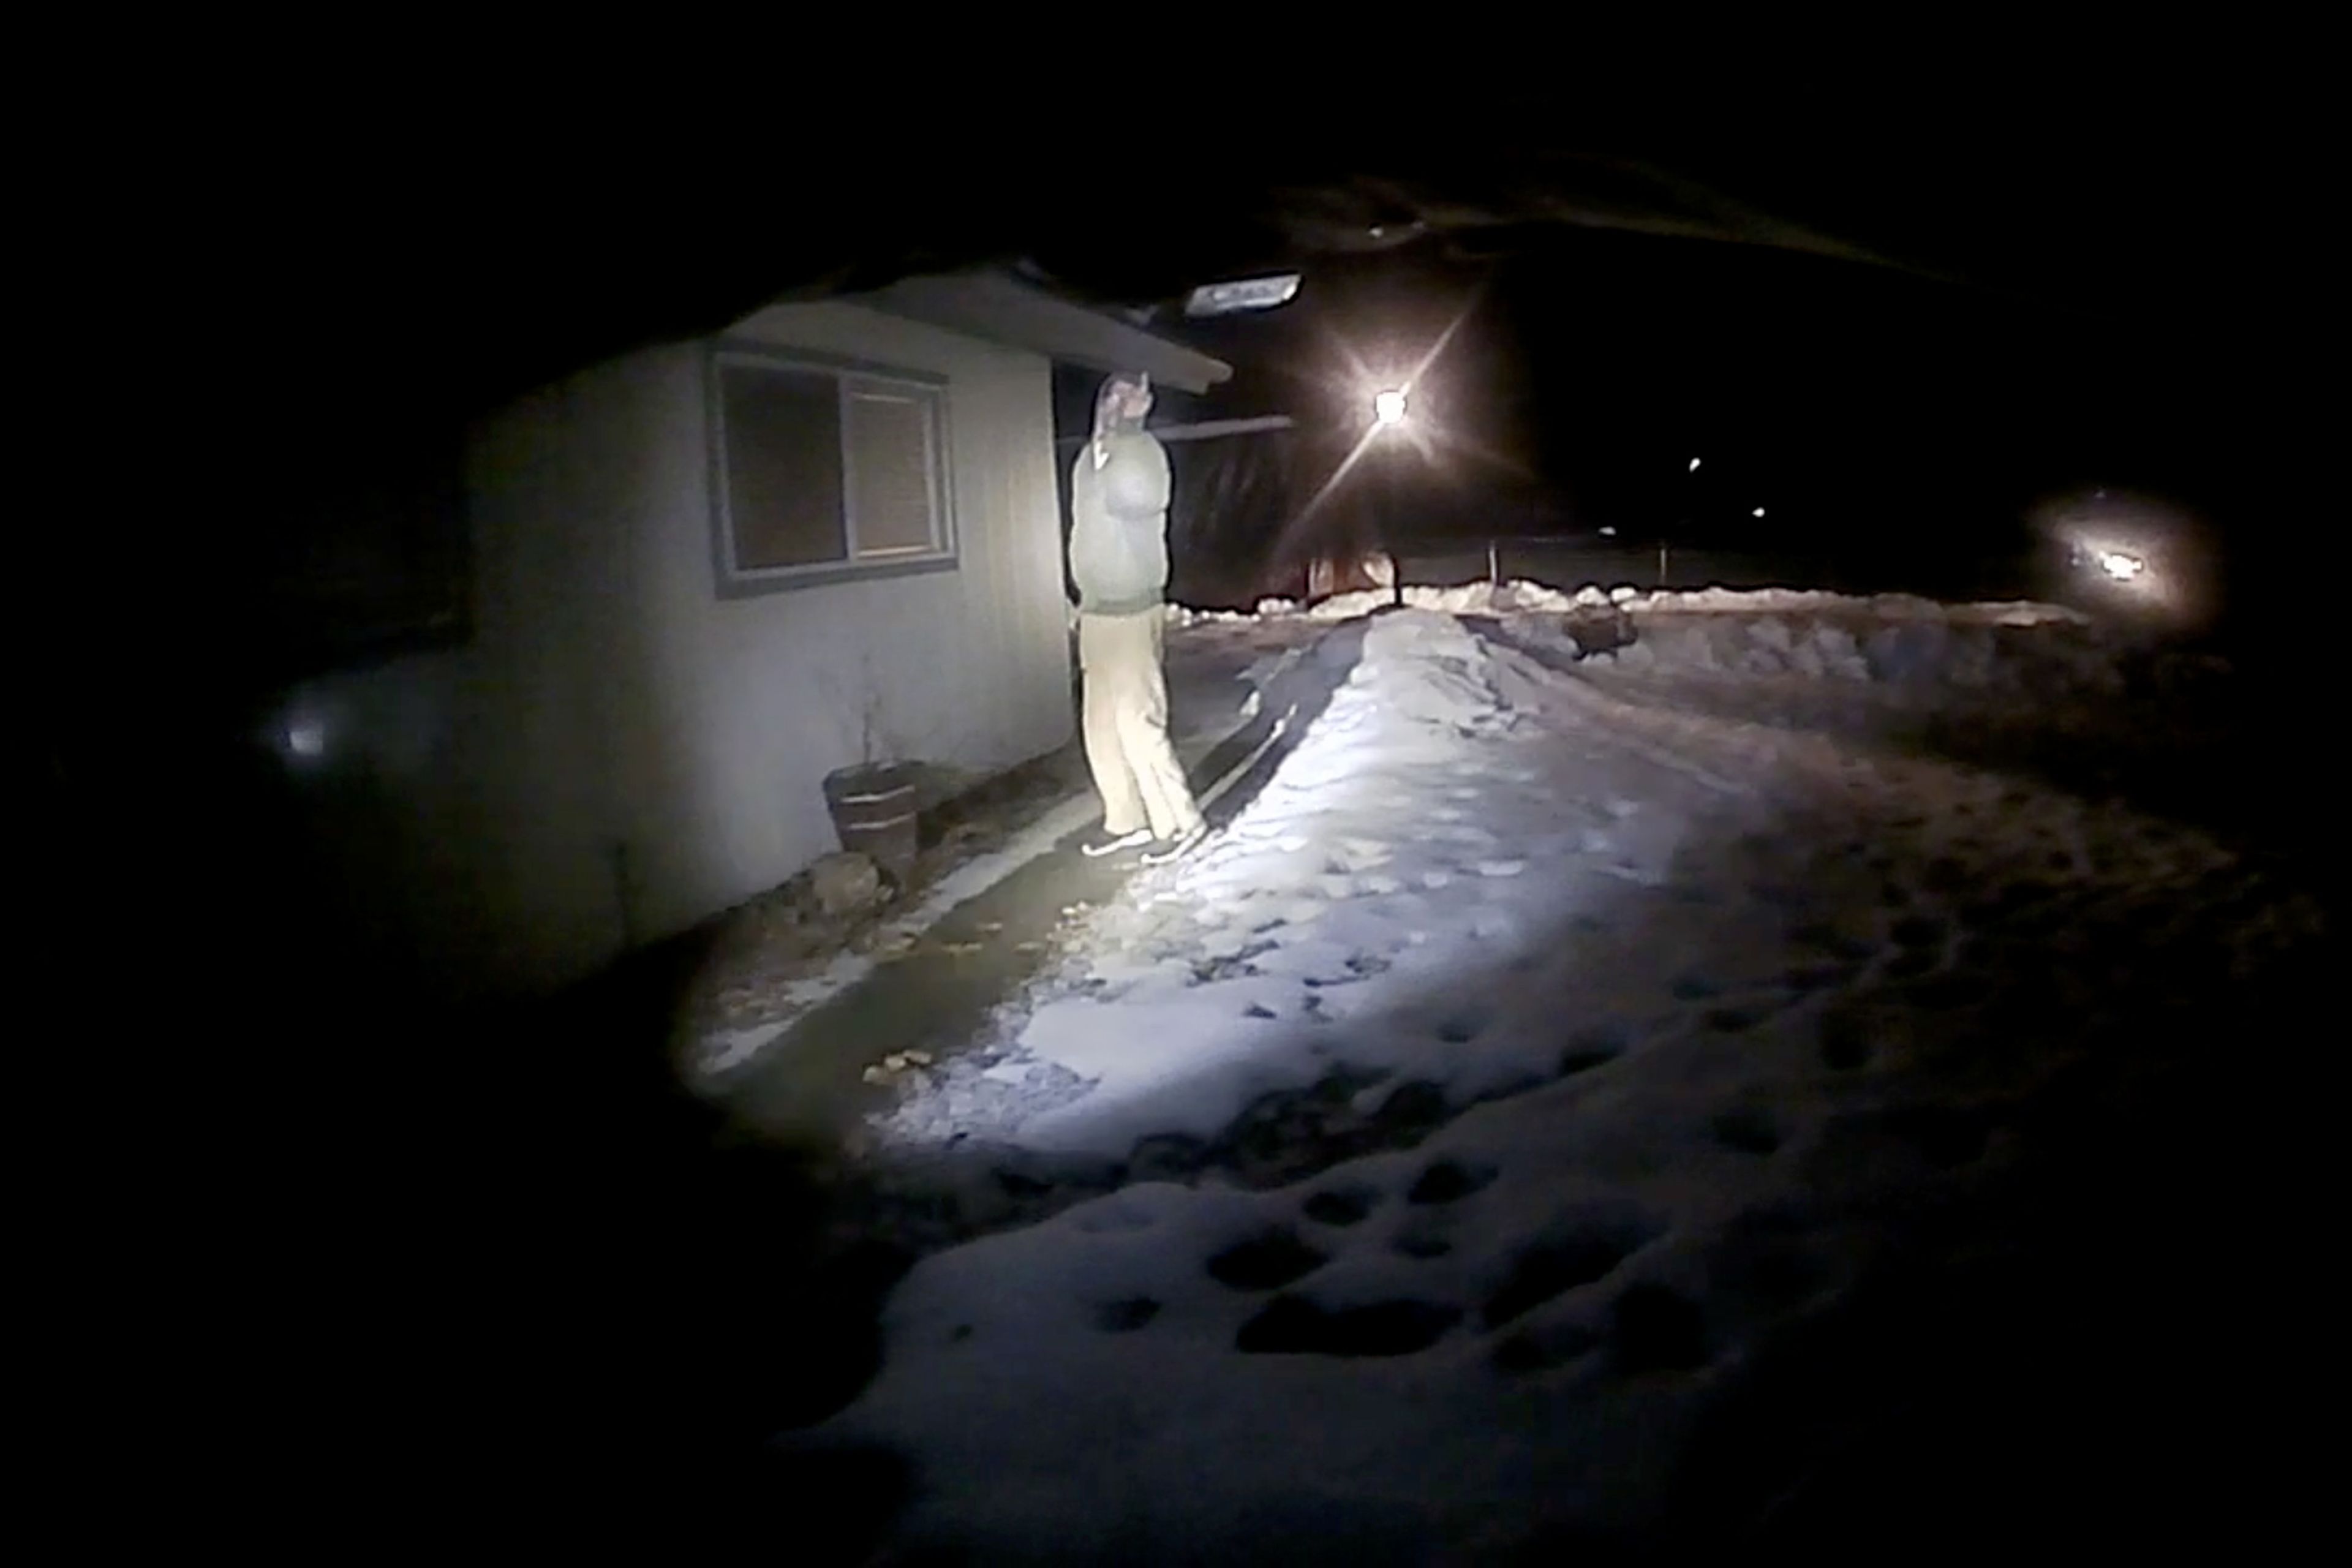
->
xmin=785 ymin=599 xmax=2323 ymax=1560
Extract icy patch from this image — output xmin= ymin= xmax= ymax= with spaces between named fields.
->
xmin=697 ymin=1020 xmax=790 ymax=1076
xmin=685 ymin=688 xmax=1284 ymax=1084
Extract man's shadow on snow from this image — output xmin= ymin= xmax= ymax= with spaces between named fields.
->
xmin=1188 ymin=614 xmax=1371 ymax=834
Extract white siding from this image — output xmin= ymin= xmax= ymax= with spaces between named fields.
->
xmin=291 ymin=300 xmax=1072 ymax=1000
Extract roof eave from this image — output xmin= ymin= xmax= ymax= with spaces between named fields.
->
xmin=858 ymin=271 xmax=1232 ymax=393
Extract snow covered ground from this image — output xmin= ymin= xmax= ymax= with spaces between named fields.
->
xmin=780 ymin=589 xmax=2323 ymax=1559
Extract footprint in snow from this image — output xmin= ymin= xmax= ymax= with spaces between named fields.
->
xmin=1235 ymin=1295 xmax=1461 ymax=1357
xmin=1476 ymin=859 xmax=1527 ymax=878
xmin=1093 ymin=1297 xmax=1163 ymax=1333
xmin=1559 ymin=1022 xmax=1628 ymax=1076
xmin=1303 ymin=1187 xmax=1379 ymax=1226
xmin=1611 ymin=1283 xmax=1710 ymax=1374
xmin=1435 ymin=1003 xmax=1496 ymax=1044
xmin=1709 ymin=1104 xmax=1784 ymax=1155
xmin=1391 ymin=1220 xmax=1453 ymax=1259
xmin=1408 ymin=1158 xmax=1499 ymax=1204
xmin=1206 ymin=1228 xmax=1328 ymax=1291
xmin=1482 ymin=1214 xmax=1662 ymax=1330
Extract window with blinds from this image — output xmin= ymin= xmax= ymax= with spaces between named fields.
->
xmin=711 ymin=345 xmax=955 ymax=592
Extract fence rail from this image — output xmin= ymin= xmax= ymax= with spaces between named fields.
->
xmin=1385 ymin=539 xmax=2032 ymax=605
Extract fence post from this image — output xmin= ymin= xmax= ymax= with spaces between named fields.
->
xmin=1488 ymin=539 xmax=1500 ymax=587
xmin=1658 ymin=541 xmax=1670 ymax=586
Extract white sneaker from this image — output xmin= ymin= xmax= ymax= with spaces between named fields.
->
xmin=1139 ymin=822 xmax=1210 ymax=866
xmin=1081 ymin=827 xmax=1153 ymax=858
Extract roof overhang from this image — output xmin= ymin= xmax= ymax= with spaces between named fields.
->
xmin=858 ymin=270 xmax=1232 ymax=393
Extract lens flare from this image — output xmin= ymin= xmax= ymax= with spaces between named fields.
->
xmin=1281 ymin=277 xmax=1493 ymax=550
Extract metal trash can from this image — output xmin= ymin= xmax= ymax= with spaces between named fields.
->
xmin=822 ymin=762 xmax=919 ymax=880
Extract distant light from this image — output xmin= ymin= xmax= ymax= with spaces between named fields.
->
xmin=1689 ymin=458 xmax=1702 ymax=472
xmin=1599 ymin=526 xmax=1618 ymax=537
xmin=285 ymin=719 xmax=326 ymax=760
xmin=2031 ymin=485 xmax=2204 ymax=625
xmin=1753 ymin=507 xmax=1766 ymax=518
xmin=1373 ymin=388 xmax=1409 ymax=426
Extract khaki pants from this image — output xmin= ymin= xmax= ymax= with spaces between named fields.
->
xmin=1079 ymin=609 xmax=1202 ymax=840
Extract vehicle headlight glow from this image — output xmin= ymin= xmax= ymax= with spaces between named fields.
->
xmin=1373 ymin=388 xmax=1408 ymax=426
xmin=2027 ymin=484 xmax=2214 ymax=627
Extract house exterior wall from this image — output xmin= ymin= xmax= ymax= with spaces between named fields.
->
xmin=285 ymin=301 xmax=1073 ymax=1001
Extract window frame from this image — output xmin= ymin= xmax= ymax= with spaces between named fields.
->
xmin=707 ymin=341 xmax=959 ymax=596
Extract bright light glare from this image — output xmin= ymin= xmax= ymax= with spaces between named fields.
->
xmin=1374 ymin=388 xmax=1408 ymax=426
xmin=1689 ymin=458 xmax=1702 ymax=472
xmin=2030 ymin=485 xmax=2207 ymax=625
xmin=1753 ymin=507 xmax=1766 ymax=518
xmin=1283 ymin=280 xmax=1488 ymax=547
xmin=1599 ymin=526 xmax=1617 ymax=537
xmin=286 ymin=719 xmax=326 ymax=759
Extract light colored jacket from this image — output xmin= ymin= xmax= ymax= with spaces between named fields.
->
xmin=1068 ymin=429 xmax=1172 ymax=616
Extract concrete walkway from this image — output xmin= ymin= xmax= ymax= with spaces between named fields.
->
xmin=714 ymin=620 xmax=1369 ymax=1151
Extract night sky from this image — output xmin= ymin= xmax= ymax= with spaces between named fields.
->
xmin=1133 ymin=220 xmax=2259 ymax=609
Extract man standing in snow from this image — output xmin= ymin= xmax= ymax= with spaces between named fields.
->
xmin=1067 ymin=371 xmax=1207 ymax=863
